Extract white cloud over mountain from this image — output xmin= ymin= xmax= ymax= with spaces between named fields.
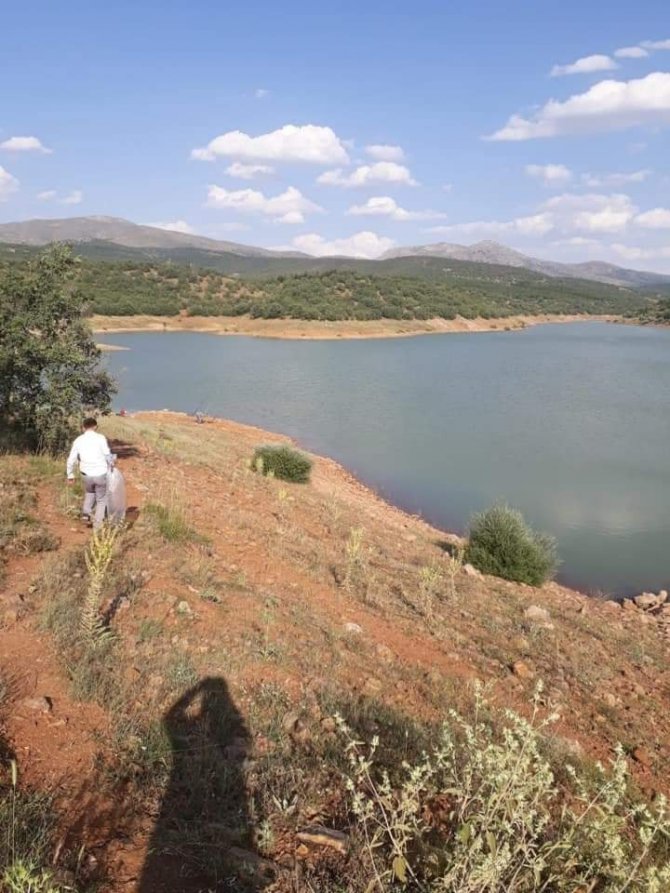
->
xmin=0 ymin=136 xmax=51 ymax=154
xmin=525 ymin=163 xmax=572 ymax=186
xmin=149 ymin=220 xmax=196 ymax=234
xmin=206 ymin=184 xmax=322 ymax=224
xmin=317 ymin=161 xmax=417 ymax=187
xmin=62 ymin=190 xmax=83 ymax=205
xmin=550 ymin=54 xmax=618 ymax=77
xmin=289 ymin=231 xmax=396 ymax=258
xmin=192 ymin=124 xmax=349 ymax=164
xmin=364 ymin=144 xmax=405 ymax=161
xmin=0 ymin=166 xmax=19 ymax=200
xmin=489 ymin=72 xmax=670 ymax=140
xmin=225 ymin=162 xmax=274 ymax=179
xmin=347 ymin=196 xmax=446 ymax=221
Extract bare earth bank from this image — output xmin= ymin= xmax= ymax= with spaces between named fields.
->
xmin=91 ymin=312 xmax=618 ymax=342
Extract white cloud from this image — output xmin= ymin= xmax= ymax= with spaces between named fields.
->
xmin=553 ymin=236 xmax=602 ymax=247
xmin=634 ymin=207 xmax=670 ymax=228
xmin=317 ymin=161 xmax=417 ymax=187
xmin=364 ymin=144 xmax=405 ymax=161
xmin=609 ymin=242 xmax=670 ymax=261
xmin=206 ymin=184 xmax=322 ymax=224
xmin=191 ymin=124 xmax=349 ymax=164
xmin=614 ymin=46 xmax=649 ymax=59
xmin=543 ymin=192 xmax=637 ymax=232
xmin=289 ymin=231 xmax=396 ymax=259
xmin=148 ymin=220 xmax=196 ymax=234
xmin=0 ymin=135 xmax=51 ymax=154
xmin=347 ymin=196 xmax=446 ymax=222
xmin=550 ymin=54 xmax=618 ymax=77
xmin=254 ymin=88 xmax=270 ymax=99
xmin=0 ymin=166 xmax=19 ymax=200
xmin=514 ymin=213 xmax=555 ymax=235
xmin=37 ymin=190 xmax=57 ymax=200
xmin=640 ymin=39 xmax=670 ymax=50
xmin=62 ymin=190 xmax=83 ymax=205
xmin=525 ymin=163 xmax=572 ymax=186
xmin=225 ymin=162 xmax=274 ymax=179
xmin=425 ymin=193 xmax=641 ymax=240
xmin=488 ymin=72 xmax=670 ymax=141
xmin=582 ymin=168 xmax=651 ymax=187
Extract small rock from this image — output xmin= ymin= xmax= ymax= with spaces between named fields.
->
xmin=363 ymin=677 xmax=382 ymax=696
xmin=524 ymin=605 xmax=552 ymax=627
xmin=633 ymin=593 xmax=659 ymax=610
xmin=657 ymin=590 xmax=668 ymax=604
xmin=601 ymin=600 xmax=621 ymax=613
xmin=631 ymin=746 xmax=652 ymax=768
xmin=282 ymin=712 xmax=300 ymax=734
xmin=463 ymin=563 xmax=482 ymax=578
xmin=295 ymin=844 xmax=310 ymax=859
xmin=512 ymin=660 xmax=535 ymax=680
xmin=175 ymin=600 xmax=192 ymax=616
xmin=296 ymin=826 xmax=349 ymax=855
xmin=621 ymin=599 xmax=637 ymax=612
xmin=20 ymin=696 xmax=52 ymax=714
xmin=375 ymin=643 xmax=394 ymax=663
xmin=320 ymin=716 xmax=337 ymax=734
xmin=602 ymin=692 xmax=618 ymax=709
xmin=344 ymin=622 xmax=363 ymax=635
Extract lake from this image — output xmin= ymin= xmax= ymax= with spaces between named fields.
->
xmin=102 ymin=321 xmax=670 ymax=597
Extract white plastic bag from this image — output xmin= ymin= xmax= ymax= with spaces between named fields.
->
xmin=107 ymin=467 xmax=126 ymax=522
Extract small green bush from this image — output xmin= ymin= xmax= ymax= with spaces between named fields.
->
xmin=251 ymin=444 xmax=312 ymax=484
xmin=465 ymin=504 xmax=557 ymax=586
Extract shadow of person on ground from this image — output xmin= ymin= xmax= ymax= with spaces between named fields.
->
xmin=138 ymin=677 xmax=270 ymax=893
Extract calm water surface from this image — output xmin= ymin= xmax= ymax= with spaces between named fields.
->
xmin=103 ymin=322 xmax=670 ymax=596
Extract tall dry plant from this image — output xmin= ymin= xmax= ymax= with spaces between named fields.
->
xmin=81 ymin=523 xmax=121 ymax=646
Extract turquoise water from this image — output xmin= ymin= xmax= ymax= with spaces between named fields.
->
xmin=103 ymin=322 xmax=670 ymax=596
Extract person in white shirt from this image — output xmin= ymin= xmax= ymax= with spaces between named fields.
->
xmin=66 ymin=418 xmax=113 ymax=529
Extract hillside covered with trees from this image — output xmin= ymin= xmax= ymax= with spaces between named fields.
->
xmin=0 ymin=247 xmax=650 ymax=321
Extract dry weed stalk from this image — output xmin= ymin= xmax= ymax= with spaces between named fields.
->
xmin=81 ymin=523 xmax=121 ymax=645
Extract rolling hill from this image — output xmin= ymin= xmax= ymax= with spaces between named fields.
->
xmin=0 ymin=217 xmax=669 ymax=290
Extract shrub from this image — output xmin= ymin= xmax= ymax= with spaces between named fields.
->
xmin=251 ymin=444 xmax=312 ymax=484
xmin=465 ymin=504 xmax=557 ymax=586
xmin=338 ymin=684 xmax=670 ymax=892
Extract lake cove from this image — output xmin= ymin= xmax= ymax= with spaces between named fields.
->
xmin=103 ymin=321 xmax=670 ymax=597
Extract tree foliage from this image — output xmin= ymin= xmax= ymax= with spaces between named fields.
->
xmin=0 ymin=245 xmax=116 ymax=451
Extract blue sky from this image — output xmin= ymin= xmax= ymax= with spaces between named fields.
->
xmin=1 ymin=0 xmax=670 ymax=269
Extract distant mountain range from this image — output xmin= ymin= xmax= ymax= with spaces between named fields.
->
xmin=1 ymin=216 xmax=668 ymax=289
xmin=0 ymin=215 xmax=304 ymax=258
xmin=381 ymin=240 xmax=670 ymax=288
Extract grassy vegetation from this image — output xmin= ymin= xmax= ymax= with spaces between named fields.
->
xmin=251 ymin=444 xmax=313 ymax=483
xmin=465 ymin=504 xmax=558 ymax=586
xmin=0 ymin=462 xmax=59 ymax=588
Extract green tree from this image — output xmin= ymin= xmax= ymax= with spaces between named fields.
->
xmin=0 ymin=245 xmax=116 ymax=451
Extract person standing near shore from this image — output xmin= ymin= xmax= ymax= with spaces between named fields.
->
xmin=66 ymin=417 xmax=113 ymax=529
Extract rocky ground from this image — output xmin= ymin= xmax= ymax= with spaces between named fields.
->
xmin=1 ymin=411 xmax=668 ymax=891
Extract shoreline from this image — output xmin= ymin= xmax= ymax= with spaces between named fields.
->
xmin=120 ymin=410 xmax=633 ymax=599
xmin=91 ymin=312 xmax=618 ymax=341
